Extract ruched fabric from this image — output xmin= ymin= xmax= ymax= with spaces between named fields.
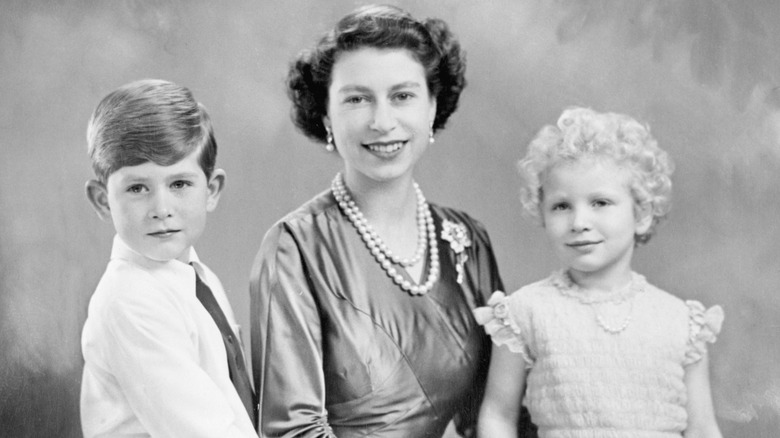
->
xmin=250 ymin=190 xmax=512 ymax=438
xmin=473 ymin=271 xmax=724 ymax=438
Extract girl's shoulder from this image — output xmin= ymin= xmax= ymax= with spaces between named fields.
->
xmin=639 ymin=276 xmax=725 ymax=364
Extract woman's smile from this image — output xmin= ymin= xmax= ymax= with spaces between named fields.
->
xmin=363 ymin=140 xmax=407 ymax=154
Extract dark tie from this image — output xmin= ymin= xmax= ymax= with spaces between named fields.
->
xmin=192 ymin=267 xmax=257 ymax=427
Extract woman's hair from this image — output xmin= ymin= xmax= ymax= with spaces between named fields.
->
xmin=286 ymin=4 xmax=467 ymax=143
xmin=87 ymin=79 xmax=217 ymax=183
xmin=518 ymin=107 xmax=674 ymax=244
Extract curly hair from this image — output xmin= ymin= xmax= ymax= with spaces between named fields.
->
xmin=518 ymin=107 xmax=674 ymax=244
xmin=286 ymin=4 xmax=467 ymax=144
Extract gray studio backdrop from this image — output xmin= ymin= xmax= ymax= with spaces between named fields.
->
xmin=1 ymin=1 xmax=779 ymax=437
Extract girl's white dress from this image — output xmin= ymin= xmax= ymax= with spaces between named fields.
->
xmin=474 ymin=270 xmax=724 ymax=438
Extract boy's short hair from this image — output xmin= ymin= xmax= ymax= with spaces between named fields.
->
xmin=518 ymin=106 xmax=674 ymax=245
xmin=87 ymin=79 xmax=217 ymax=183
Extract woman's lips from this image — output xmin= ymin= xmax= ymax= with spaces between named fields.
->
xmin=364 ymin=141 xmax=406 ymax=153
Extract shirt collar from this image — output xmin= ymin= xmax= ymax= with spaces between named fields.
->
xmin=110 ymin=234 xmax=200 ymax=273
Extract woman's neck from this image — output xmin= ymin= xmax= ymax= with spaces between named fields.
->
xmin=342 ymin=171 xmax=418 ymax=226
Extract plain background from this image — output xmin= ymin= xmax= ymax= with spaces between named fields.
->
xmin=1 ymin=1 xmax=779 ymax=436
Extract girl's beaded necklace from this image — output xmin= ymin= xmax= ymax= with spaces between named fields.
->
xmin=553 ymin=270 xmax=645 ymax=335
xmin=331 ymin=173 xmax=439 ymax=295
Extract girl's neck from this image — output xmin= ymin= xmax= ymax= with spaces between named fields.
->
xmin=566 ymin=264 xmax=634 ymax=293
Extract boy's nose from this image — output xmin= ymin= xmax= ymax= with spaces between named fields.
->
xmin=369 ymin=101 xmax=397 ymax=133
xmin=148 ymin=194 xmax=173 ymax=219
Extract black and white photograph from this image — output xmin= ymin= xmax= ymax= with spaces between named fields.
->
xmin=1 ymin=1 xmax=779 ymax=437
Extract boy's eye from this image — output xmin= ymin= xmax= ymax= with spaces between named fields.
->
xmin=551 ymin=202 xmax=569 ymax=211
xmin=127 ymin=184 xmax=147 ymax=194
xmin=171 ymin=180 xmax=192 ymax=190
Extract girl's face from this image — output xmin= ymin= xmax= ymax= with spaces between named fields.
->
xmin=324 ymin=47 xmax=436 ymax=188
xmin=541 ymin=158 xmax=651 ymax=288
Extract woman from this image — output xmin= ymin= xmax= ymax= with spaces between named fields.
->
xmin=250 ymin=5 xmax=535 ymax=437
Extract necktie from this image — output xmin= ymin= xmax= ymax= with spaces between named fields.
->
xmin=192 ymin=267 xmax=257 ymax=426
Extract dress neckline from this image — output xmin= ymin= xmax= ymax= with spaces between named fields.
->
xmin=550 ymin=270 xmax=647 ymax=304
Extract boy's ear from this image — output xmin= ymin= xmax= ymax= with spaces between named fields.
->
xmin=85 ymin=179 xmax=112 ymax=222
xmin=206 ymin=169 xmax=226 ymax=212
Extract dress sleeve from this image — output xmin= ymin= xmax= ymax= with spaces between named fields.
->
xmin=683 ymin=300 xmax=725 ymax=366
xmin=102 ymin=279 xmax=257 ymax=438
xmin=250 ymin=223 xmax=335 ymax=438
xmin=473 ymin=292 xmax=534 ymax=367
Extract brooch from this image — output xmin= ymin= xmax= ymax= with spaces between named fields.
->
xmin=441 ymin=220 xmax=472 ymax=284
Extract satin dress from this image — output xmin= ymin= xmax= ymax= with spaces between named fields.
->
xmin=250 ymin=190 xmax=509 ymax=437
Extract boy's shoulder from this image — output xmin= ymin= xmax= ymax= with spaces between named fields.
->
xmin=89 ymin=258 xmax=170 ymax=311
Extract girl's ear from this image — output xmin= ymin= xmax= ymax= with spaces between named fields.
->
xmin=206 ymin=169 xmax=226 ymax=212
xmin=85 ymin=179 xmax=112 ymax=223
xmin=635 ymin=204 xmax=653 ymax=235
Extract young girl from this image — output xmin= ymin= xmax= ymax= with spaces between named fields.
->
xmin=475 ymin=107 xmax=724 ymax=437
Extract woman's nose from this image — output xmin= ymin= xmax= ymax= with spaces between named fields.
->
xmin=369 ymin=100 xmax=397 ymax=132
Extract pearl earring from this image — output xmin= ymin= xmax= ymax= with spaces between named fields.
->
xmin=325 ymin=127 xmax=335 ymax=152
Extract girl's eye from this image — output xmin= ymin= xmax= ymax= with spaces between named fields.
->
xmin=593 ymin=199 xmax=611 ymax=208
xmin=551 ymin=202 xmax=569 ymax=211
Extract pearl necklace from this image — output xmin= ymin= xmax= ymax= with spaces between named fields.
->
xmin=553 ymin=270 xmax=644 ymax=335
xmin=331 ymin=173 xmax=439 ymax=295
xmin=593 ymin=300 xmax=634 ymax=334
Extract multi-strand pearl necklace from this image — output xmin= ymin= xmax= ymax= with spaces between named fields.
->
xmin=331 ymin=173 xmax=439 ymax=295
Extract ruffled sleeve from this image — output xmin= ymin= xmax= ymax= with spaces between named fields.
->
xmin=473 ymin=291 xmax=533 ymax=367
xmin=683 ymin=300 xmax=724 ymax=366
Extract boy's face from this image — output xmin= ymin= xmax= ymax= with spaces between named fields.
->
xmin=87 ymin=150 xmax=224 ymax=263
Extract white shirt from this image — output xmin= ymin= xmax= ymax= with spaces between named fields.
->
xmin=80 ymin=235 xmax=257 ymax=438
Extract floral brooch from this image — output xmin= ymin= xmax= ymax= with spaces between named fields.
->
xmin=441 ymin=220 xmax=472 ymax=284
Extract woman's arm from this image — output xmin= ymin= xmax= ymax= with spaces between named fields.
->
xmin=250 ymin=225 xmax=335 ymax=438
xmin=683 ymin=352 xmax=723 ymax=438
xmin=477 ymin=344 xmax=529 ymax=438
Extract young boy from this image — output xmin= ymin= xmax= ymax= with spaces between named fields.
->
xmin=80 ymin=79 xmax=257 ymax=437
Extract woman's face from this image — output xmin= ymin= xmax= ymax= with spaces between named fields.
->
xmin=325 ymin=47 xmax=436 ymax=187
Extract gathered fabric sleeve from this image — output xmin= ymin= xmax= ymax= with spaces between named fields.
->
xmin=250 ymin=223 xmax=335 ymax=438
xmin=683 ymin=300 xmax=725 ymax=366
xmin=473 ymin=292 xmax=534 ymax=368
xmin=96 ymin=276 xmax=257 ymax=438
